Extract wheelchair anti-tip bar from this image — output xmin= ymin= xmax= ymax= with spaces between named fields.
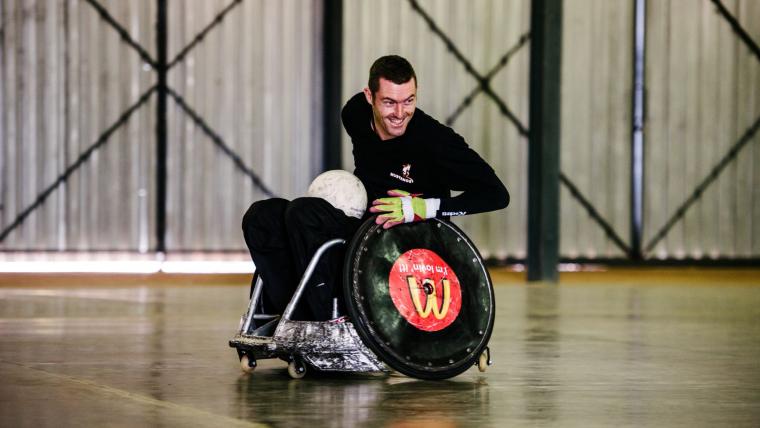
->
xmin=282 ymin=238 xmax=347 ymax=321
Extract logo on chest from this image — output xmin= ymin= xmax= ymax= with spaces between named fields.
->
xmin=390 ymin=163 xmax=414 ymax=184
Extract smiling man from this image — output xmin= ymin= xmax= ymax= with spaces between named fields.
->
xmin=364 ymin=73 xmax=416 ymax=140
xmin=342 ymin=55 xmax=509 ymax=229
xmin=241 ymin=55 xmax=508 ymax=323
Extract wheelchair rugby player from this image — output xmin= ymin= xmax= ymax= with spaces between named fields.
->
xmin=232 ymin=55 xmax=509 ymax=379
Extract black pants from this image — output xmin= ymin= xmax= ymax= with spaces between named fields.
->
xmin=241 ymin=197 xmax=361 ymax=321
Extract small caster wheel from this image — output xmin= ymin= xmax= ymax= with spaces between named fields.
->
xmin=477 ymin=347 xmax=491 ymax=373
xmin=240 ymin=354 xmax=256 ymax=373
xmin=477 ymin=353 xmax=488 ymax=372
xmin=287 ymin=359 xmax=306 ymax=379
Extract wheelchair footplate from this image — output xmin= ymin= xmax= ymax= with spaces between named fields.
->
xmin=230 ymin=317 xmax=387 ymax=379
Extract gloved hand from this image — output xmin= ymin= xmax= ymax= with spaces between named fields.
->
xmin=370 ymin=189 xmax=440 ymax=229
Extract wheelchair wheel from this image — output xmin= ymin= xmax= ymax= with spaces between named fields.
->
xmin=287 ymin=358 xmax=307 ymax=379
xmin=343 ymin=218 xmax=495 ymax=380
xmin=240 ymin=354 xmax=256 ymax=373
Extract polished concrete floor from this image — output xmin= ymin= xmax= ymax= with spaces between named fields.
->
xmin=1 ymin=270 xmax=759 ymax=427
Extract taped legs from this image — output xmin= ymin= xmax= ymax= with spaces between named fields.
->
xmin=242 ymin=197 xmax=361 ymax=320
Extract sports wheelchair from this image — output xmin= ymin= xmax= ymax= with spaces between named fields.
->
xmin=229 ymin=217 xmax=494 ymax=380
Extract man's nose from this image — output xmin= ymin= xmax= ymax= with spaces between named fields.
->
xmin=395 ymin=104 xmax=404 ymax=116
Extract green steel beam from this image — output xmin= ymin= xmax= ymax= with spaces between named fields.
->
xmin=156 ymin=0 xmax=168 ymax=253
xmin=527 ymin=0 xmax=562 ymax=282
xmin=323 ymin=0 xmax=343 ymax=171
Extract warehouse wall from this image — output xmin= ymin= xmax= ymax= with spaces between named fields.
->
xmin=0 ymin=0 xmax=323 ymax=251
xmin=645 ymin=0 xmax=760 ymax=259
xmin=2 ymin=0 xmax=759 ymax=260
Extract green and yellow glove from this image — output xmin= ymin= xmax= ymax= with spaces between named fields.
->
xmin=370 ymin=189 xmax=440 ymax=229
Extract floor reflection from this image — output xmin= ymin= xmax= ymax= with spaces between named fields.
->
xmin=522 ymin=284 xmax=560 ymax=423
xmin=233 ymin=370 xmax=490 ymax=427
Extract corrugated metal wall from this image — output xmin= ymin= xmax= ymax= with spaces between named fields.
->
xmin=2 ymin=0 xmax=759 ymax=260
xmin=1 ymin=0 xmax=156 ymax=251
xmin=560 ymin=0 xmax=760 ymax=260
xmin=560 ymin=0 xmax=633 ymax=259
xmin=645 ymin=0 xmax=760 ymax=259
xmin=342 ymin=0 xmax=531 ymax=260
xmin=0 ymin=0 xmax=323 ymax=252
xmin=166 ymin=0 xmax=324 ymax=250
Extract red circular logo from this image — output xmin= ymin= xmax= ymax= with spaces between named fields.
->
xmin=388 ymin=249 xmax=462 ymax=332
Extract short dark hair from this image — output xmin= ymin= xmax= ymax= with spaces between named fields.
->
xmin=368 ymin=55 xmax=417 ymax=95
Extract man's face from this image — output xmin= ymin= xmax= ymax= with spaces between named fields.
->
xmin=364 ymin=77 xmax=417 ymax=140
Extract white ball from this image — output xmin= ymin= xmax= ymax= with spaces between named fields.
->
xmin=307 ymin=170 xmax=367 ymax=219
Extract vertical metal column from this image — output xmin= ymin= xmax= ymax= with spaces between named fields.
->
xmin=156 ymin=0 xmax=168 ymax=252
xmin=527 ymin=0 xmax=562 ymax=282
xmin=631 ymin=0 xmax=646 ymax=260
xmin=323 ymin=0 xmax=343 ymax=171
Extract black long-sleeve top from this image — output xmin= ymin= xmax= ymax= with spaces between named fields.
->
xmin=341 ymin=92 xmax=509 ymax=217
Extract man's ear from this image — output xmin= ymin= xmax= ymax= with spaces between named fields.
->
xmin=363 ymin=87 xmax=373 ymax=105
